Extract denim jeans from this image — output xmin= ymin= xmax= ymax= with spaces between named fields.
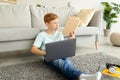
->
xmin=44 ymin=58 xmax=84 ymax=80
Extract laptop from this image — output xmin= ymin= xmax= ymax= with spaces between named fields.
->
xmin=45 ymin=38 xmax=76 ymax=62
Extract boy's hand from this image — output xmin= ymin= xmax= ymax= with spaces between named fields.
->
xmin=69 ymin=32 xmax=75 ymax=39
xmin=41 ymin=51 xmax=46 ymax=56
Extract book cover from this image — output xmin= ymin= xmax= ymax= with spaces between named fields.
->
xmin=102 ymin=67 xmax=120 ymax=78
xmin=62 ymin=16 xmax=81 ymax=36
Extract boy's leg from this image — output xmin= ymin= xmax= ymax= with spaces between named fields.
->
xmin=45 ymin=58 xmax=102 ymax=80
xmin=62 ymin=58 xmax=72 ymax=65
xmin=45 ymin=59 xmax=83 ymax=80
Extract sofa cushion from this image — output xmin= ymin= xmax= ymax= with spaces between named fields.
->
xmin=76 ymin=9 xmax=95 ymax=27
xmin=30 ymin=6 xmax=76 ymax=30
xmin=0 ymin=5 xmax=31 ymax=28
xmin=0 ymin=28 xmax=40 ymax=42
xmin=75 ymin=27 xmax=99 ymax=35
xmin=58 ymin=27 xmax=99 ymax=36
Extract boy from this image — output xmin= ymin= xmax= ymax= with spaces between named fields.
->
xmin=31 ymin=13 xmax=102 ymax=80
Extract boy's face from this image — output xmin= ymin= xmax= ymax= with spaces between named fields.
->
xmin=45 ymin=18 xmax=59 ymax=31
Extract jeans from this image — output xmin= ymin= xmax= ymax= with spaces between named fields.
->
xmin=44 ymin=58 xmax=84 ymax=80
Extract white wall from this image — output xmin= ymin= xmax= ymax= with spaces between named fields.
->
xmin=16 ymin=0 xmax=68 ymax=7
xmin=0 ymin=0 xmax=120 ymax=32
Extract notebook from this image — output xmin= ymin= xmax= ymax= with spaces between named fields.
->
xmin=62 ymin=16 xmax=81 ymax=36
xmin=45 ymin=38 xmax=76 ymax=62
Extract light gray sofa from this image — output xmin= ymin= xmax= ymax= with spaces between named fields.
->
xmin=0 ymin=4 xmax=102 ymax=52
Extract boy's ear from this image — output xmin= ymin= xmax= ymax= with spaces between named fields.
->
xmin=45 ymin=22 xmax=48 ymax=25
xmin=45 ymin=22 xmax=49 ymax=27
xmin=45 ymin=22 xmax=49 ymax=25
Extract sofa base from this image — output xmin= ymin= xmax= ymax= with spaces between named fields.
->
xmin=0 ymin=40 xmax=34 ymax=52
xmin=76 ymin=35 xmax=98 ymax=49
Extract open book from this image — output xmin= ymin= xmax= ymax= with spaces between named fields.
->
xmin=62 ymin=16 xmax=81 ymax=36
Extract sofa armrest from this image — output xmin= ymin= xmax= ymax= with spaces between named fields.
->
xmin=88 ymin=10 xmax=102 ymax=41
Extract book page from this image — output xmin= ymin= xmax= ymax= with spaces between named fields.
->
xmin=62 ymin=16 xmax=81 ymax=36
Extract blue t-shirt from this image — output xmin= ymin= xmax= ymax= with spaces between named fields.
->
xmin=33 ymin=31 xmax=64 ymax=51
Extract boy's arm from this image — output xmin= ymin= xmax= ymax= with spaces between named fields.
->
xmin=31 ymin=46 xmax=46 ymax=56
